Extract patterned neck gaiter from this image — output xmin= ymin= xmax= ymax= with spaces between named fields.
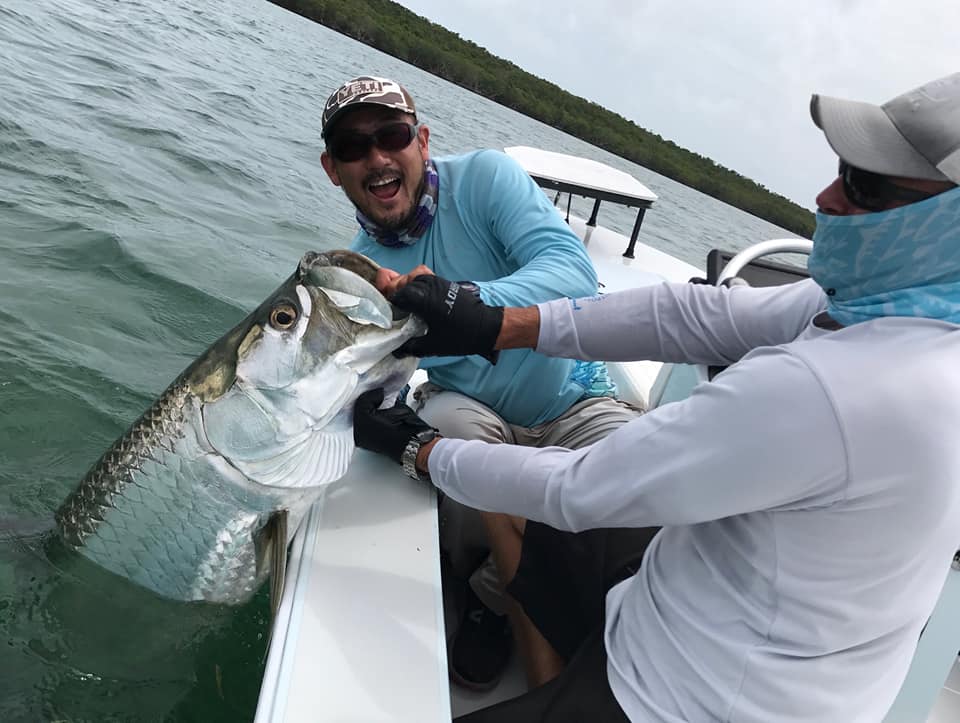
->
xmin=356 ymin=159 xmax=439 ymax=248
xmin=807 ymin=185 xmax=960 ymax=326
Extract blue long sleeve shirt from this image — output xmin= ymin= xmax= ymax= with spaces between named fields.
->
xmin=351 ymin=149 xmax=603 ymax=426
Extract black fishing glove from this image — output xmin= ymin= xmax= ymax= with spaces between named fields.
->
xmin=392 ymin=275 xmax=504 ymax=363
xmin=353 ymin=388 xmax=438 ymax=469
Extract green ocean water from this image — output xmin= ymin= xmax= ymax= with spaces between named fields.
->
xmin=0 ymin=0 xmax=803 ymax=719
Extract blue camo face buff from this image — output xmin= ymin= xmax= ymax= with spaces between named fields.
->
xmin=807 ymin=185 xmax=960 ymax=326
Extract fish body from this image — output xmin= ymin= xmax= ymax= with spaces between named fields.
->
xmin=56 ymin=250 xmax=424 ymax=605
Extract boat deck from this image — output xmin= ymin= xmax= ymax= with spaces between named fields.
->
xmin=254 ymin=451 xmax=449 ymax=723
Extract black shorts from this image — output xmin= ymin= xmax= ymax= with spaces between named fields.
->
xmin=454 ymin=628 xmax=629 ymax=723
xmin=455 ymin=523 xmax=659 ymax=723
xmin=506 ymin=522 xmax=661 ymax=660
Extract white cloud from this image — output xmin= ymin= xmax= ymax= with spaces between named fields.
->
xmin=394 ymin=0 xmax=960 ymax=207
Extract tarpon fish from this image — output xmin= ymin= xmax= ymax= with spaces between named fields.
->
xmin=55 ymin=250 xmax=424 ymax=606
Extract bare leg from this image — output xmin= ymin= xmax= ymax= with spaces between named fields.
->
xmin=481 ymin=511 xmax=564 ymax=687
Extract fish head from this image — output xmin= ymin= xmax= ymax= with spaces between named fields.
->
xmin=190 ymin=250 xmax=425 ymax=489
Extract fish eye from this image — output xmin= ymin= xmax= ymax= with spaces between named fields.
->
xmin=269 ymin=303 xmax=298 ymax=330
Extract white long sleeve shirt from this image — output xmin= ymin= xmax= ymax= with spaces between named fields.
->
xmin=429 ymin=279 xmax=960 ymax=722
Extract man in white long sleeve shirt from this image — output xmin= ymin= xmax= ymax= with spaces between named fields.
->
xmin=355 ymin=73 xmax=960 ymax=721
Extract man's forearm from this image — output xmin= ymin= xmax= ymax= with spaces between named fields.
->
xmin=494 ymin=306 xmax=540 ymax=350
xmin=413 ymin=306 xmax=539 ymax=477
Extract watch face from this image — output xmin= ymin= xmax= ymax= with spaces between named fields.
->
xmin=456 ymin=281 xmax=481 ymax=298
xmin=416 ymin=429 xmax=437 ymax=444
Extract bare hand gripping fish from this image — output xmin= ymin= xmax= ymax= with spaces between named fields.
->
xmin=55 ymin=250 xmax=424 ymax=608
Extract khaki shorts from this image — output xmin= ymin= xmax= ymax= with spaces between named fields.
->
xmin=412 ymin=383 xmax=643 ymax=614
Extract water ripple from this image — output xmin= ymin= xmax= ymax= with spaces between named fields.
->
xmin=66 ymin=52 xmax=129 ymax=74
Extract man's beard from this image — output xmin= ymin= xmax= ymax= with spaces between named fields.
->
xmin=350 ymin=166 xmax=426 ymax=231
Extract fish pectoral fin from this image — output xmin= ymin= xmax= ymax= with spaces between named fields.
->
xmin=261 ymin=509 xmax=289 ymax=663
xmin=268 ymin=509 xmax=289 ymax=622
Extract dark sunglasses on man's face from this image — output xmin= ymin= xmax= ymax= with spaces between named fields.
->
xmin=838 ymin=160 xmax=936 ymax=212
xmin=327 ymin=122 xmax=418 ymax=163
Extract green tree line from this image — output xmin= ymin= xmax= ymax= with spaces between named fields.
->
xmin=271 ymin=0 xmax=815 ymax=237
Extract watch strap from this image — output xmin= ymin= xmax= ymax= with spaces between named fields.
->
xmin=401 ymin=429 xmax=438 ymax=480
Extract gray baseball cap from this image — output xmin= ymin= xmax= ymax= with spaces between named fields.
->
xmin=321 ymin=76 xmax=417 ymax=139
xmin=811 ymin=72 xmax=960 ymax=184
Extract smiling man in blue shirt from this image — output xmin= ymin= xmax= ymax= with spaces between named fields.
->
xmin=319 ymin=76 xmax=644 ymax=690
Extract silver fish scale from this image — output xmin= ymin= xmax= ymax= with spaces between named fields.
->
xmin=57 ymin=382 xmax=191 ymax=547
xmin=57 ymin=380 xmax=319 ymax=604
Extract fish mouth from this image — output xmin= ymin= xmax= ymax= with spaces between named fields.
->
xmin=299 ymin=249 xmax=381 ymax=283
xmin=298 ymin=249 xmax=412 ymax=323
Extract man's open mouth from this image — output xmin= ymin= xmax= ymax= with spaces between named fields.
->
xmin=368 ymin=176 xmax=401 ymax=200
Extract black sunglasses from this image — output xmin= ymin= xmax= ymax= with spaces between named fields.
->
xmin=327 ymin=122 xmax=418 ymax=163
xmin=838 ymin=160 xmax=936 ymax=212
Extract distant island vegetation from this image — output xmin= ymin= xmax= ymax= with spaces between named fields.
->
xmin=271 ymin=0 xmax=815 ymax=237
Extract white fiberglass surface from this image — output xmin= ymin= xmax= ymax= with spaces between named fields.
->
xmin=255 ymin=446 xmax=449 ymax=722
xmin=505 ymin=146 xmax=658 ymax=202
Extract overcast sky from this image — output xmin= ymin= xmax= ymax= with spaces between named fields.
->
xmin=392 ymin=0 xmax=959 ymax=209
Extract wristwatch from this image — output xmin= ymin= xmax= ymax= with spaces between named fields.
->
xmin=401 ymin=428 xmax=439 ymax=481
xmin=455 ymin=280 xmax=482 ymax=299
